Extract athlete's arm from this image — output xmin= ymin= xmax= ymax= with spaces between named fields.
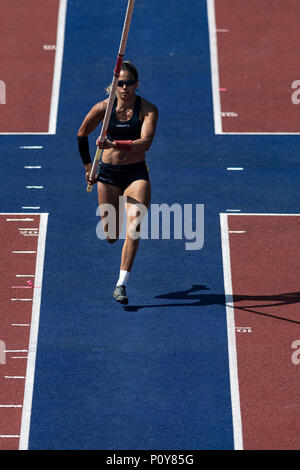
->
xmin=77 ymin=100 xmax=107 ymax=180
xmin=78 ymin=100 xmax=107 ymax=137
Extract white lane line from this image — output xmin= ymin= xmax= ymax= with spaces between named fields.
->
xmin=19 ymin=146 xmax=43 ymax=149
xmin=11 ymin=299 xmax=33 ymax=302
xmin=220 ymin=213 xmax=244 ymax=450
xmin=226 ymin=209 xmax=241 ymax=212
xmin=0 ymin=435 xmax=20 ymax=438
xmin=5 ymin=376 xmax=26 ymax=379
xmin=11 ymin=286 xmax=32 ymax=289
xmin=0 ymin=405 xmax=22 ymax=408
xmin=19 ymin=213 xmax=48 ymax=451
xmin=13 ymin=251 xmax=36 ymax=254
xmin=22 ymin=207 xmax=40 ymax=210
xmin=229 ymin=231 xmax=246 ymax=234
xmin=16 ymin=275 xmax=35 ymax=278
xmin=4 ymin=350 xmax=28 ymax=353
xmin=6 ymin=218 xmax=35 ymax=221
xmin=216 ymin=28 xmax=229 ymax=32
xmin=207 ymin=0 xmax=222 ymax=134
xmin=24 ymin=166 xmax=42 ymax=169
xmin=12 ymin=324 xmax=31 ymax=327
xmin=48 ymin=0 xmax=68 ymax=134
xmin=26 ymin=186 xmax=44 ymax=189
xmin=227 ymin=167 xmax=244 ymax=171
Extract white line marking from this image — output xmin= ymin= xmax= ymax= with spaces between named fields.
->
xmin=6 ymin=218 xmax=35 ymax=221
xmin=12 ymin=324 xmax=30 ymax=327
xmin=220 ymin=213 xmax=243 ymax=450
xmin=235 ymin=327 xmax=252 ymax=333
xmin=22 ymin=234 xmax=39 ymax=237
xmin=0 ymin=435 xmax=20 ymax=438
xmin=43 ymin=45 xmax=56 ymax=50
xmin=0 ymin=405 xmax=22 ymax=408
xmin=48 ymin=0 xmax=68 ymax=134
xmin=26 ymin=186 xmax=44 ymax=189
xmin=207 ymin=0 xmax=222 ymax=134
xmin=222 ymin=112 xmax=238 ymax=117
xmin=13 ymin=251 xmax=36 ymax=254
xmin=24 ymin=166 xmax=42 ymax=169
xmin=19 ymin=146 xmax=43 ymax=149
xmin=11 ymin=286 xmax=32 ymax=289
xmin=226 ymin=209 xmax=241 ymax=212
xmin=216 ymin=28 xmax=229 ymax=32
xmin=12 ymin=357 xmax=28 ymax=359
xmin=4 ymin=350 xmax=28 ymax=353
xmin=22 ymin=207 xmax=40 ymax=210
xmin=19 ymin=213 xmax=48 ymax=451
xmin=227 ymin=167 xmax=244 ymax=171
xmin=11 ymin=299 xmax=33 ymax=301
xmin=229 ymin=231 xmax=246 ymax=234
xmin=16 ymin=275 xmax=35 ymax=278
xmin=5 ymin=376 xmax=26 ymax=379
xmin=18 ymin=228 xmax=39 ymax=230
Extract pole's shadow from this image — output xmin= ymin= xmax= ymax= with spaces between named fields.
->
xmin=124 ymin=284 xmax=300 ymax=325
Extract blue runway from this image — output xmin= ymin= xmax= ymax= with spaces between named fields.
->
xmin=1 ymin=0 xmax=299 ymax=450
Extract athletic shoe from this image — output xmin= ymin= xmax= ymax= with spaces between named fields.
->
xmin=113 ymin=285 xmax=128 ymax=305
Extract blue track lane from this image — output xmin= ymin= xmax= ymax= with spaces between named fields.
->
xmin=1 ymin=0 xmax=299 ymax=450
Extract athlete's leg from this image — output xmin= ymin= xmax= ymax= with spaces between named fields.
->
xmin=97 ymin=182 xmax=123 ymax=243
xmin=121 ymin=179 xmax=151 ymax=272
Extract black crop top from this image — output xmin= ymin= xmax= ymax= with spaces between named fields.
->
xmin=106 ymin=95 xmax=142 ymax=141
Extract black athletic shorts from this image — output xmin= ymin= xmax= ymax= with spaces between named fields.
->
xmin=97 ymin=160 xmax=150 ymax=192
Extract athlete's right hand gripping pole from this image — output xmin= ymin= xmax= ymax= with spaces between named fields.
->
xmin=87 ymin=0 xmax=136 ymax=192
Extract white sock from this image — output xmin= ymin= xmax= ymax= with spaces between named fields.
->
xmin=116 ymin=270 xmax=130 ymax=287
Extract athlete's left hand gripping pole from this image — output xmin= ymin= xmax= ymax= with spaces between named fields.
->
xmin=87 ymin=0 xmax=136 ymax=192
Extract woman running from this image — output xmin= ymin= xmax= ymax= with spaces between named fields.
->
xmin=77 ymin=61 xmax=158 ymax=305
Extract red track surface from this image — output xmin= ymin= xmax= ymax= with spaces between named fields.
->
xmin=215 ymin=0 xmax=300 ymax=133
xmin=0 ymin=214 xmax=40 ymax=450
xmin=0 ymin=0 xmax=59 ymax=133
xmin=228 ymin=215 xmax=300 ymax=449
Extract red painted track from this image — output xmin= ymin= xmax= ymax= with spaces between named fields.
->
xmin=0 ymin=0 xmax=59 ymax=133
xmin=215 ymin=0 xmax=300 ymax=133
xmin=228 ymin=215 xmax=300 ymax=449
xmin=0 ymin=214 xmax=40 ymax=450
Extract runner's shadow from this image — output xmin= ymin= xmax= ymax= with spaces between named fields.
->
xmin=124 ymin=285 xmax=300 ymax=325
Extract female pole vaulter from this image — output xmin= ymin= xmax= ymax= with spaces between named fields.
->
xmin=77 ymin=61 xmax=158 ymax=304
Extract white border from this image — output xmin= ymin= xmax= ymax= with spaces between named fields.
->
xmin=207 ymin=0 xmax=222 ymax=134
xmin=0 ymin=0 xmax=67 ymax=136
xmin=18 ymin=213 xmax=49 ymax=450
xmin=220 ymin=213 xmax=243 ymax=450
xmin=48 ymin=0 xmax=67 ymax=134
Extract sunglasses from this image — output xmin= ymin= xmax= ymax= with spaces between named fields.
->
xmin=117 ymin=79 xmax=136 ymax=87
